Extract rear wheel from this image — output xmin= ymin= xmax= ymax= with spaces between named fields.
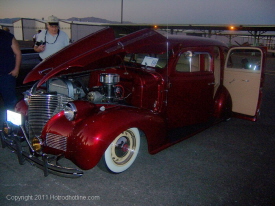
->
xmin=99 ymin=128 xmax=140 ymax=173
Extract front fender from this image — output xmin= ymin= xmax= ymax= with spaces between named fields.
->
xmin=42 ymin=105 xmax=166 ymax=170
xmin=14 ymin=99 xmax=28 ymax=116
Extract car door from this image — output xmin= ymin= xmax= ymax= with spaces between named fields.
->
xmin=224 ymin=47 xmax=266 ymax=121
xmin=166 ymin=49 xmax=215 ymax=128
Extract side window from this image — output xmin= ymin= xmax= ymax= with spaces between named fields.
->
xmin=226 ymin=49 xmax=261 ymax=70
xmin=176 ymin=51 xmax=211 ymax=72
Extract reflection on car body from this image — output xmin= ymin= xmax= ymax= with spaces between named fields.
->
xmin=0 ymin=28 xmax=266 ymax=177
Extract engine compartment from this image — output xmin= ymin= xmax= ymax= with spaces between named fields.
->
xmin=48 ymin=73 xmax=124 ymax=104
xmin=26 ymin=65 xmax=163 ymax=111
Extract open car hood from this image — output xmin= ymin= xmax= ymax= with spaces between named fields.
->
xmin=24 ymin=28 xmax=168 ymax=87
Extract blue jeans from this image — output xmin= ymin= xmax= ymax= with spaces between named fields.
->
xmin=0 ymin=74 xmax=17 ymax=110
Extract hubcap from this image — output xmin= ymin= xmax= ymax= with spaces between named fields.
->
xmin=111 ymin=130 xmax=136 ymax=165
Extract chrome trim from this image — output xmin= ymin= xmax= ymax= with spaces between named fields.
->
xmin=28 ymin=94 xmax=72 ymax=139
xmin=46 ymin=133 xmax=67 ymax=152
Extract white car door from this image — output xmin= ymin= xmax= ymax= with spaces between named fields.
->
xmin=224 ymin=47 xmax=266 ymax=121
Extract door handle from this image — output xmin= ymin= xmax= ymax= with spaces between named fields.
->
xmin=208 ymin=82 xmax=215 ymax=85
xmin=242 ymin=79 xmax=249 ymax=82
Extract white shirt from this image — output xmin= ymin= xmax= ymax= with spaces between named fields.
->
xmin=36 ymin=29 xmax=69 ymax=59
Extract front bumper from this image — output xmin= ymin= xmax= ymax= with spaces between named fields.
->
xmin=0 ymin=124 xmax=83 ymax=178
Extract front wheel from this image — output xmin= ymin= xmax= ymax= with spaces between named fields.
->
xmin=99 ymin=128 xmax=140 ymax=173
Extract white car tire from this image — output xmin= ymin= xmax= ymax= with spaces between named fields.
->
xmin=101 ymin=128 xmax=140 ymax=173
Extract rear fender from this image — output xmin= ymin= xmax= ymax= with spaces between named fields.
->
xmin=213 ymin=85 xmax=232 ymax=120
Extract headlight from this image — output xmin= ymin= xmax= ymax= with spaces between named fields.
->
xmin=7 ymin=110 xmax=22 ymax=126
xmin=64 ymin=102 xmax=77 ymax=121
xmin=2 ymin=111 xmax=22 ymax=137
xmin=31 ymin=137 xmax=42 ymax=152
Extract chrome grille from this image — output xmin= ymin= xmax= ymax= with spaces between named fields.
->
xmin=46 ymin=133 xmax=67 ymax=152
xmin=28 ymin=94 xmax=72 ymax=139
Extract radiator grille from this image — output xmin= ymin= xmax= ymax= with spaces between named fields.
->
xmin=46 ymin=133 xmax=67 ymax=152
xmin=28 ymin=94 xmax=72 ymax=139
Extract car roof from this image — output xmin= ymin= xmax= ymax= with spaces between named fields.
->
xmin=166 ymin=34 xmax=228 ymax=48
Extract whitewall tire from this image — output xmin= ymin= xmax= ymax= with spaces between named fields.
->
xmin=100 ymin=128 xmax=140 ymax=173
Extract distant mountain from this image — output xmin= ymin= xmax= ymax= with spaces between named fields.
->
xmin=0 ymin=17 xmax=132 ymax=24
xmin=66 ymin=17 xmax=132 ymax=24
xmin=0 ymin=18 xmax=20 ymax=24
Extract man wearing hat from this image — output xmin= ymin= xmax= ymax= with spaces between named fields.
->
xmin=34 ymin=15 xmax=70 ymax=60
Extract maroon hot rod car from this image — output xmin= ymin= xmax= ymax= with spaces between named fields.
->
xmin=1 ymin=28 xmax=266 ymax=177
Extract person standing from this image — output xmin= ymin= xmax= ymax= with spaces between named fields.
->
xmin=0 ymin=29 xmax=22 ymax=119
xmin=34 ymin=15 xmax=69 ymax=60
xmin=32 ymin=30 xmax=41 ymax=45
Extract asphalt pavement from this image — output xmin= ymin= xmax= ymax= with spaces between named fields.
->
xmin=0 ymin=54 xmax=274 ymax=206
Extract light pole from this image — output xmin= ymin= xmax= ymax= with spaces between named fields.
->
xmin=121 ymin=0 xmax=123 ymax=24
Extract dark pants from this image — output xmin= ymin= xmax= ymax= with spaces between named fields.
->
xmin=0 ymin=74 xmax=17 ymax=123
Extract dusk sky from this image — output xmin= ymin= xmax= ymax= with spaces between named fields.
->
xmin=0 ymin=0 xmax=275 ymax=25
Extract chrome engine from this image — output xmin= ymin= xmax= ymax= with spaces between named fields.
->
xmin=87 ymin=73 xmax=122 ymax=103
xmin=48 ymin=78 xmax=87 ymax=100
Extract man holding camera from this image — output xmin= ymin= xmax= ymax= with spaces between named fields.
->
xmin=34 ymin=15 xmax=69 ymax=60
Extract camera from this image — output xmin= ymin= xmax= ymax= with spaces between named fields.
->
xmin=36 ymin=41 xmax=46 ymax=46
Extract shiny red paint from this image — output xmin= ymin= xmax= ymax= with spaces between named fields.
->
xmin=213 ymin=85 xmax=232 ymax=119
xmin=14 ymin=100 xmax=28 ymax=117
xmin=41 ymin=104 xmax=167 ymax=170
